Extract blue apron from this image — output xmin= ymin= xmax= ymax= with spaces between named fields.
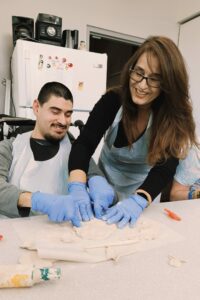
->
xmin=98 ymin=107 xmax=152 ymax=200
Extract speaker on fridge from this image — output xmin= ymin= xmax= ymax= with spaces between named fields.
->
xmin=12 ymin=16 xmax=34 ymax=45
xmin=62 ymin=30 xmax=79 ymax=49
xmin=35 ymin=13 xmax=62 ymax=46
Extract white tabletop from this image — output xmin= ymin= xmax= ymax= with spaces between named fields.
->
xmin=1 ymin=200 xmax=200 ymax=300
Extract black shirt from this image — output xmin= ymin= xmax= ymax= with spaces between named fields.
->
xmin=69 ymin=91 xmax=178 ymax=200
xmin=30 ymin=138 xmax=60 ymax=161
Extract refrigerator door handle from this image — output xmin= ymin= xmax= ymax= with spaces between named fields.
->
xmin=24 ymin=49 xmax=32 ymax=108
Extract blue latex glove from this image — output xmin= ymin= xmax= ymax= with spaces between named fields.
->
xmin=67 ymin=182 xmax=93 ymax=221
xmin=88 ymin=176 xmax=115 ymax=219
xmin=102 ymin=194 xmax=148 ymax=228
xmin=31 ymin=192 xmax=81 ymax=226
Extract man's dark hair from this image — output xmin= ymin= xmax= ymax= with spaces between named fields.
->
xmin=37 ymin=81 xmax=73 ymax=105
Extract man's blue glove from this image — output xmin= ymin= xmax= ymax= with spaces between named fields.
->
xmin=31 ymin=192 xmax=81 ymax=226
xmin=88 ymin=176 xmax=115 ymax=219
xmin=102 ymin=194 xmax=148 ymax=228
xmin=67 ymin=182 xmax=93 ymax=221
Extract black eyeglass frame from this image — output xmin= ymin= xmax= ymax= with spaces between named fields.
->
xmin=129 ymin=68 xmax=162 ymax=88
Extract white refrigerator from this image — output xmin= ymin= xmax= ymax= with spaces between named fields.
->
xmin=11 ymin=39 xmax=107 ymax=161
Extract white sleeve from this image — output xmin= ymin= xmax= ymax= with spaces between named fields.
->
xmin=174 ymin=145 xmax=200 ymax=185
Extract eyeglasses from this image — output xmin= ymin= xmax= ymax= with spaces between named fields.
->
xmin=129 ymin=68 xmax=162 ymax=88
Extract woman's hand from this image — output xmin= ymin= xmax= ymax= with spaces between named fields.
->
xmin=88 ymin=176 xmax=115 ymax=218
xmin=102 ymin=194 xmax=148 ymax=228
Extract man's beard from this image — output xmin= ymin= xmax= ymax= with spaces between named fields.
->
xmin=43 ymin=124 xmax=68 ymax=144
xmin=43 ymin=132 xmax=65 ymax=145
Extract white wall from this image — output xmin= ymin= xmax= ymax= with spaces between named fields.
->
xmin=0 ymin=0 xmax=198 ymax=113
xmin=176 ymin=0 xmax=200 ymax=21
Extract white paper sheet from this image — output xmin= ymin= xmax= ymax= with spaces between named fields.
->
xmin=13 ymin=215 xmax=184 ymax=264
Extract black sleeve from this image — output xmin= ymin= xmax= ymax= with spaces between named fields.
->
xmin=68 ymin=91 xmax=121 ymax=173
xmin=138 ymin=156 xmax=179 ymax=200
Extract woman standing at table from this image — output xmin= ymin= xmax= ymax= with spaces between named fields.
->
xmin=67 ymin=36 xmax=198 ymax=228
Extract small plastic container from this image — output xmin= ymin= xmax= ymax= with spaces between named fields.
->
xmin=0 ymin=264 xmax=61 ymax=288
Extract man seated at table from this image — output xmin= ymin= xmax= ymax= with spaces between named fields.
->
xmin=0 ymin=81 xmax=103 ymax=226
xmin=170 ymin=143 xmax=200 ymax=200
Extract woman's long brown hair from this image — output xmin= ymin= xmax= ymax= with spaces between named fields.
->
xmin=116 ymin=36 xmax=198 ymax=164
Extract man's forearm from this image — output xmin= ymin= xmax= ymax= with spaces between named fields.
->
xmin=170 ymin=180 xmax=189 ymax=201
xmin=170 ymin=189 xmax=189 ymax=201
xmin=18 ymin=192 xmax=32 ymax=207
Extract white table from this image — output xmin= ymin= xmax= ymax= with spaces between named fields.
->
xmin=0 ymin=200 xmax=200 ymax=300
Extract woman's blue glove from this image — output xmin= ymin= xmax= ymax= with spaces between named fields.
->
xmin=88 ymin=176 xmax=115 ymax=219
xmin=102 ymin=194 xmax=148 ymax=228
xmin=31 ymin=192 xmax=81 ymax=226
xmin=67 ymin=182 xmax=93 ymax=221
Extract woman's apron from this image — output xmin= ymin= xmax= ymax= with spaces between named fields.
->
xmin=98 ymin=107 xmax=152 ymax=200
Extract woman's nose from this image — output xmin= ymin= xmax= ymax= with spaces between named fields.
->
xmin=138 ymin=77 xmax=148 ymax=89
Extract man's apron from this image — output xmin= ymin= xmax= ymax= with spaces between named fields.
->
xmin=9 ymin=131 xmax=71 ymax=195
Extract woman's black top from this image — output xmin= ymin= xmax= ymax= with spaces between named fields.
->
xmin=69 ymin=91 xmax=178 ymax=199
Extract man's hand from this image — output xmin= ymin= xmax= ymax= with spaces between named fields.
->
xmin=31 ymin=192 xmax=81 ymax=226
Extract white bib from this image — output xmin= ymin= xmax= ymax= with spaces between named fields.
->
xmin=9 ymin=131 xmax=71 ymax=195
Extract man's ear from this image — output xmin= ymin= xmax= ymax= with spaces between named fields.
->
xmin=32 ymin=99 xmax=40 ymax=114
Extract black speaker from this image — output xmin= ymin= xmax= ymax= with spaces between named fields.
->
xmin=35 ymin=13 xmax=62 ymax=46
xmin=12 ymin=16 xmax=34 ymax=45
xmin=62 ymin=30 xmax=79 ymax=49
